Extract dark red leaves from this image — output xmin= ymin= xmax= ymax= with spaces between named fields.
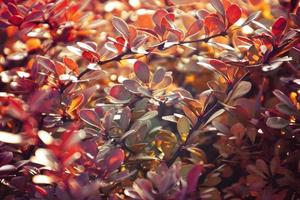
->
xmin=8 ymin=15 xmax=23 ymax=26
xmin=226 ymin=4 xmax=242 ymax=26
xmin=134 ymin=60 xmax=150 ymax=83
xmin=0 ymin=1 xmax=299 ymax=199
xmin=24 ymin=11 xmax=43 ymax=23
xmin=271 ymin=17 xmax=287 ymax=39
xmin=152 ymin=9 xmax=168 ymax=27
xmin=79 ymin=109 xmax=101 ymax=128
xmin=7 ymin=3 xmax=19 ymax=15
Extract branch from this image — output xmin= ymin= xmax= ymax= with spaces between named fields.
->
xmin=60 ymin=31 xmax=228 ymax=93
xmin=166 ymin=71 xmax=250 ymax=167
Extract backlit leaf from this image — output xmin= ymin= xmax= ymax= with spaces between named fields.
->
xmin=105 ymin=148 xmax=125 ymax=174
xmin=226 ymin=4 xmax=242 ymax=26
xmin=177 ymin=116 xmax=191 ymax=137
xmin=67 ymin=94 xmax=84 ymax=115
xmin=63 ymin=57 xmax=79 ymax=75
xmin=272 ymin=17 xmax=287 ymax=39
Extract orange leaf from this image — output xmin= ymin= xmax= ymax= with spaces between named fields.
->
xmin=54 ymin=62 xmax=66 ymax=76
xmin=67 ymin=94 xmax=84 ymax=116
xmin=26 ymin=38 xmax=41 ymax=51
xmin=63 ymin=57 xmax=79 ymax=75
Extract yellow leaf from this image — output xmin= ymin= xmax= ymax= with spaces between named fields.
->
xmin=177 ymin=116 xmax=191 ymax=141
xmin=67 ymin=94 xmax=84 ymax=117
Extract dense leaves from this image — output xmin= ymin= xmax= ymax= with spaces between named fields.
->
xmin=0 ymin=0 xmax=300 ymax=199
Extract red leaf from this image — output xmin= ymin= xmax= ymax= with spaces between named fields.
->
xmin=82 ymin=51 xmax=100 ymax=63
xmin=186 ymin=20 xmax=203 ymax=38
xmin=152 ymin=9 xmax=168 ymax=27
xmin=34 ymin=185 xmax=48 ymax=196
xmin=204 ymin=16 xmax=225 ymax=34
xmin=271 ymin=17 xmax=287 ymax=39
xmin=226 ymin=4 xmax=242 ymax=26
xmin=8 ymin=15 xmax=23 ymax=26
xmin=187 ymin=164 xmax=203 ymax=193
xmin=110 ymin=85 xmax=131 ymax=101
xmin=112 ymin=16 xmax=129 ymax=39
xmin=161 ymin=13 xmax=175 ymax=30
xmin=128 ymin=25 xmax=137 ymax=46
xmin=105 ymin=148 xmax=125 ymax=174
xmin=134 ymin=60 xmax=150 ymax=83
xmin=114 ymin=36 xmax=126 ymax=53
xmin=24 ymin=11 xmax=43 ymax=23
xmin=169 ymin=28 xmax=184 ymax=41
xmin=210 ymin=59 xmax=228 ymax=72
xmin=196 ymin=9 xmax=210 ymax=20
xmin=7 ymin=3 xmax=19 ymax=15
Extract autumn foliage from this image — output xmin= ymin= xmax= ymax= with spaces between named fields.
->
xmin=0 ymin=0 xmax=300 ymax=199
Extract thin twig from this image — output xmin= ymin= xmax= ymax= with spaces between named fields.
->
xmin=60 ymin=32 xmax=228 ymax=93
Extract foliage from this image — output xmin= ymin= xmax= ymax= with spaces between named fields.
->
xmin=0 ymin=0 xmax=300 ymax=199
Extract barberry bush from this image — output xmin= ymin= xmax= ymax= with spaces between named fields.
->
xmin=0 ymin=0 xmax=300 ymax=199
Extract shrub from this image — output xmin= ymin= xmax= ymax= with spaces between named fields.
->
xmin=0 ymin=0 xmax=300 ymax=199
